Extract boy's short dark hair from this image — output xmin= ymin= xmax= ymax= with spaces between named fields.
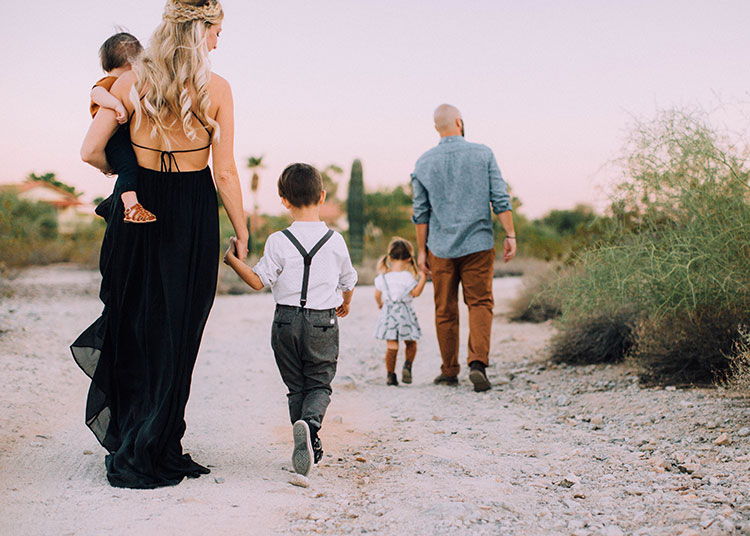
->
xmin=99 ymin=32 xmax=143 ymax=73
xmin=278 ymin=163 xmax=324 ymax=207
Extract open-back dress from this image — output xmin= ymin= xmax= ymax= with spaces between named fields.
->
xmin=71 ymin=112 xmax=219 ymax=489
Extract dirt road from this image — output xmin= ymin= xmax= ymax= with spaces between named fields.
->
xmin=0 ymin=265 xmax=748 ymax=535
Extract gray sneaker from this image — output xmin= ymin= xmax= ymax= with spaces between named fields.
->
xmin=292 ymin=420 xmax=313 ymax=476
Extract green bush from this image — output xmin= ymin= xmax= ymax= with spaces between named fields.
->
xmin=0 ymin=191 xmax=59 ymax=241
xmin=551 ymin=109 xmax=750 ymax=384
xmin=500 ymin=204 xmax=606 ymax=262
xmin=0 ymin=191 xmax=106 ymax=270
xmin=363 ymin=184 xmax=415 ymax=259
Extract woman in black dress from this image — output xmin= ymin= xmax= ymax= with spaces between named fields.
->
xmin=74 ymin=0 xmax=248 ymax=489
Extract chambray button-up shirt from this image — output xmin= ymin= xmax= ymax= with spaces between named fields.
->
xmin=411 ymin=136 xmax=512 ymax=259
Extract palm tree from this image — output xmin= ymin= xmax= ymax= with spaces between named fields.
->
xmin=320 ymin=164 xmax=343 ymax=200
xmin=246 ymin=156 xmax=265 ymax=254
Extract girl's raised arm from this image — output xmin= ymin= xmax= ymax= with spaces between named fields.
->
xmin=81 ymin=73 xmax=135 ymax=172
xmin=81 ymin=108 xmax=119 ymax=173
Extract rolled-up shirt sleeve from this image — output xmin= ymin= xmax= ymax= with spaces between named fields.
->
xmin=252 ymin=235 xmax=282 ymax=288
xmin=337 ymin=236 xmax=358 ymax=292
xmin=488 ymin=151 xmax=512 ymax=214
xmin=411 ymin=172 xmax=431 ymax=224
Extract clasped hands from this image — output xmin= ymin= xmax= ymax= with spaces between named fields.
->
xmin=223 ymin=236 xmax=248 ymax=265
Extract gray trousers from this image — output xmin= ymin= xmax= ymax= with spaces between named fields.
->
xmin=271 ymin=305 xmax=339 ymax=433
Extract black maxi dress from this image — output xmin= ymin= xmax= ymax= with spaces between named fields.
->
xmin=71 ymin=156 xmax=219 ymax=489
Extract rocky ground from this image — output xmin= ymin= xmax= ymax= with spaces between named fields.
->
xmin=0 ymin=265 xmax=748 ymax=535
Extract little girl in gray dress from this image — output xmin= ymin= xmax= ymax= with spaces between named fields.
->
xmin=374 ymin=238 xmax=428 ymax=385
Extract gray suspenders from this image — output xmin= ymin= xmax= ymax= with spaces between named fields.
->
xmin=281 ymin=229 xmax=335 ymax=308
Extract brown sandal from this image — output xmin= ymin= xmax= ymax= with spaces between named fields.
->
xmin=123 ymin=203 xmax=157 ymax=223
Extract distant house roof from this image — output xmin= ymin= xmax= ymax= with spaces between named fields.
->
xmin=0 ymin=181 xmax=83 ymax=209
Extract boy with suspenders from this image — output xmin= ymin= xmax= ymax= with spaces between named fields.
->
xmin=224 ymin=163 xmax=358 ymax=476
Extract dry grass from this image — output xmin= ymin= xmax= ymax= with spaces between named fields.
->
xmin=725 ymin=327 xmax=750 ymax=393
xmin=508 ymin=262 xmax=564 ymax=323
xmin=633 ymin=308 xmax=749 ymax=387
xmin=550 ymin=308 xmax=637 ymax=365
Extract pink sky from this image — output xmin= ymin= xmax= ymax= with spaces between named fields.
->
xmin=2 ymin=0 xmax=749 ymax=218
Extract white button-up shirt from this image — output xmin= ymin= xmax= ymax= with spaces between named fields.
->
xmin=253 ymin=221 xmax=358 ymax=310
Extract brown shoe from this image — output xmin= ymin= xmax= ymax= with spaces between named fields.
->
xmin=402 ymin=362 xmax=413 ymax=384
xmin=433 ymin=374 xmax=458 ymax=386
xmin=469 ymin=361 xmax=492 ymax=392
xmin=123 ymin=203 xmax=157 ymax=223
xmin=386 ymin=372 xmax=399 ymax=386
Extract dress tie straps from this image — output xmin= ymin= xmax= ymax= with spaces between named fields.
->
xmin=160 ymin=151 xmax=181 ymax=173
xmin=131 ymin=141 xmax=211 ymax=173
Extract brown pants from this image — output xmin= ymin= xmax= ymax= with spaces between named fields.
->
xmin=429 ymin=248 xmax=495 ymax=377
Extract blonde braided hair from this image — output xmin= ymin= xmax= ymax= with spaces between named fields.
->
xmin=163 ymin=0 xmax=223 ymax=24
xmin=130 ymin=0 xmax=224 ymax=149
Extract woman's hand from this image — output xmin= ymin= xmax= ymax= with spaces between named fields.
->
xmin=232 ymin=235 xmax=248 ymax=261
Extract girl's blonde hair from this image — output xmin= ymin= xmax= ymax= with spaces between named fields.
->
xmin=377 ymin=237 xmax=418 ymax=275
xmin=130 ymin=0 xmax=223 ymax=149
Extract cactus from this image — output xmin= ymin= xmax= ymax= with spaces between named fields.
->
xmin=247 ymin=155 xmax=265 ymax=254
xmin=347 ymin=159 xmax=365 ymax=264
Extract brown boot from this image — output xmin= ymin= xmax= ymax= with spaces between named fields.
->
xmin=433 ymin=374 xmax=458 ymax=386
xmin=402 ymin=360 xmax=413 ymax=384
xmin=468 ymin=361 xmax=491 ymax=392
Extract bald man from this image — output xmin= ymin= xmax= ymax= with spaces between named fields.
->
xmin=411 ymin=104 xmax=516 ymax=392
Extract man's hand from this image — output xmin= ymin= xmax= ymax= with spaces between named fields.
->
xmin=417 ymin=249 xmax=431 ymax=277
xmin=503 ymin=237 xmax=516 ymax=263
xmin=336 ymin=301 xmax=350 ymax=318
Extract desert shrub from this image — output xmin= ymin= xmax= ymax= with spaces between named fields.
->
xmin=552 ymin=109 xmax=750 ymax=383
xmin=217 ymin=262 xmax=254 ymax=295
xmin=508 ymin=264 xmax=565 ymax=323
xmin=63 ymin=221 xmax=106 ymax=268
xmin=0 ymin=192 xmax=108 ymax=269
xmin=220 ymin=209 xmax=291 ymax=257
xmin=0 ymin=191 xmax=59 ymax=240
xmin=550 ymin=308 xmax=637 ymax=364
xmin=726 ymin=328 xmax=750 ymax=393
xmin=541 ymin=205 xmax=598 ymax=237
xmin=634 ymin=308 xmax=750 ymax=386
xmin=362 ymin=185 xmax=415 ymax=261
xmin=498 ymin=204 xmax=609 ymax=262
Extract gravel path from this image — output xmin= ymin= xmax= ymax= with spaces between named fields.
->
xmin=0 ymin=265 xmax=748 ymax=535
